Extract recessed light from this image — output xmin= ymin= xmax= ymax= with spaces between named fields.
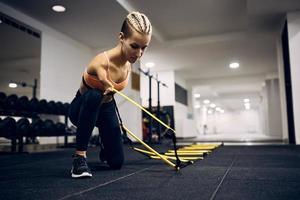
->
xmin=243 ymin=98 xmax=250 ymax=103
xmin=229 ymin=62 xmax=239 ymax=69
xmin=145 ymin=62 xmax=155 ymax=68
xmin=194 ymin=93 xmax=201 ymax=98
xmin=194 ymin=105 xmax=201 ymax=109
xmin=215 ymin=107 xmax=221 ymax=111
xmin=210 ymin=103 xmax=216 ymax=108
xmin=52 ymin=5 xmax=66 ymax=13
xmin=244 ymin=103 xmax=251 ymax=110
xmin=9 ymin=83 xmax=17 ymax=88
xmin=203 ymin=99 xmax=210 ymax=104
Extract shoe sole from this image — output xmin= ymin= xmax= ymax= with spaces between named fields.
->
xmin=71 ymin=172 xmax=92 ymax=178
xmin=71 ymin=168 xmax=92 ymax=178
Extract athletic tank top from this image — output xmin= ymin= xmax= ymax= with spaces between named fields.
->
xmin=82 ymin=52 xmax=130 ymax=91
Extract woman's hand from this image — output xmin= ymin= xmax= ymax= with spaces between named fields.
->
xmin=103 ymin=86 xmax=115 ymax=95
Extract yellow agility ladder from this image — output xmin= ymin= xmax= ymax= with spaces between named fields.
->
xmin=113 ymin=88 xmax=192 ymax=170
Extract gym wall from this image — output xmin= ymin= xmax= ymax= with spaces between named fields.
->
xmin=287 ymin=11 xmax=300 ymax=144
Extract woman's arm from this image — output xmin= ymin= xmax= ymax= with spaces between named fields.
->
xmin=88 ymin=54 xmax=114 ymax=94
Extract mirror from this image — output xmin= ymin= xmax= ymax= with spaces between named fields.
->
xmin=0 ymin=12 xmax=41 ymax=98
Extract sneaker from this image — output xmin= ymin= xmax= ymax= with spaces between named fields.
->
xmin=71 ymin=155 xmax=92 ymax=178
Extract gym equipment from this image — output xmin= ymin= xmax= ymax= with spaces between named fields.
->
xmin=16 ymin=118 xmax=30 ymax=137
xmin=63 ymin=103 xmax=70 ymax=115
xmin=55 ymin=102 xmax=65 ymax=115
xmin=28 ymin=98 xmax=39 ymax=113
xmin=47 ymin=100 xmax=58 ymax=114
xmin=122 ymin=125 xmax=179 ymax=169
xmin=55 ymin=122 xmax=66 ymax=135
xmin=15 ymin=96 xmax=29 ymax=111
xmin=16 ymin=118 xmax=31 ymax=152
xmin=29 ymin=118 xmax=44 ymax=137
xmin=138 ymin=69 xmax=168 ymax=142
xmin=0 ymin=117 xmax=16 ymax=139
xmin=43 ymin=119 xmax=56 ymax=136
xmin=113 ymin=88 xmax=190 ymax=170
xmin=133 ymin=147 xmax=202 ymax=162
xmin=38 ymin=99 xmax=48 ymax=113
xmin=3 ymin=94 xmax=18 ymax=110
xmin=0 ymin=117 xmax=17 ymax=152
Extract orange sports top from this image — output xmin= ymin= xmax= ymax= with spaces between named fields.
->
xmin=82 ymin=52 xmax=130 ymax=91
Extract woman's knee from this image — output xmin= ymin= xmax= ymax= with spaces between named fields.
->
xmin=108 ymin=155 xmax=124 ymax=169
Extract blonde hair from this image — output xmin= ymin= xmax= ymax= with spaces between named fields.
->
xmin=121 ymin=11 xmax=152 ymax=37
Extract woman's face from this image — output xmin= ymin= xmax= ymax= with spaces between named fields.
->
xmin=121 ymin=30 xmax=151 ymax=63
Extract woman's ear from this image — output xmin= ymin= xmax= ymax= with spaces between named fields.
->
xmin=119 ymin=32 xmax=125 ymax=42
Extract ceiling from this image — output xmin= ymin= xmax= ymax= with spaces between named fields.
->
xmin=1 ymin=0 xmax=300 ymax=109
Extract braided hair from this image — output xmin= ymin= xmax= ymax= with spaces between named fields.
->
xmin=121 ymin=11 xmax=152 ymax=38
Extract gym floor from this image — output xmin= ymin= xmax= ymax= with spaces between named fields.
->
xmin=1 ymin=144 xmax=300 ymax=200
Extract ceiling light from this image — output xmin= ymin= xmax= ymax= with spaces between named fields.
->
xmin=229 ymin=62 xmax=239 ymax=69
xmin=244 ymin=103 xmax=251 ymax=110
xmin=194 ymin=105 xmax=201 ymax=109
xmin=52 ymin=5 xmax=66 ymax=12
xmin=9 ymin=83 xmax=17 ymax=88
xmin=243 ymin=98 xmax=250 ymax=103
xmin=194 ymin=93 xmax=201 ymax=98
xmin=145 ymin=62 xmax=155 ymax=68
xmin=210 ymin=103 xmax=216 ymax=108
xmin=215 ymin=107 xmax=221 ymax=111
xmin=203 ymin=99 xmax=210 ymax=104
xmin=207 ymin=110 xmax=213 ymax=114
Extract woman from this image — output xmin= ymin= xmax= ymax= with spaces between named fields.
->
xmin=68 ymin=11 xmax=152 ymax=178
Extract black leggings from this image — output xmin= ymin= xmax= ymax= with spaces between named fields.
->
xmin=68 ymin=89 xmax=124 ymax=169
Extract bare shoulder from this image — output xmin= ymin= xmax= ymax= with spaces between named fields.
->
xmin=87 ymin=53 xmax=107 ymax=73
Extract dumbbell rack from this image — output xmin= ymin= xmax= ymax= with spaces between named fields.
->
xmin=0 ymin=94 xmax=73 ymax=153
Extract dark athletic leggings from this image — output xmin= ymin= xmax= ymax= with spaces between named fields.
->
xmin=68 ymin=89 xmax=124 ymax=169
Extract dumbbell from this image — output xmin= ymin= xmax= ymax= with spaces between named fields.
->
xmin=0 ymin=92 xmax=7 ymax=109
xmin=55 ymin=102 xmax=65 ymax=115
xmin=15 ymin=96 xmax=29 ymax=112
xmin=16 ymin=118 xmax=30 ymax=137
xmin=47 ymin=101 xmax=58 ymax=114
xmin=43 ymin=119 xmax=56 ymax=136
xmin=38 ymin=99 xmax=48 ymax=114
xmin=29 ymin=118 xmax=44 ymax=137
xmin=28 ymin=98 xmax=39 ymax=113
xmin=0 ymin=117 xmax=17 ymax=139
xmin=63 ymin=103 xmax=70 ymax=115
xmin=55 ymin=122 xmax=66 ymax=135
xmin=3 ymin=94 xmax=18 ymax=110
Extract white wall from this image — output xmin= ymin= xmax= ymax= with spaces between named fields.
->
xmin=174 ymin=73 xmax=197 ymax=138
xmin=40 ymin=33 xmax=93 ymax=102
xmin=266 ymin=78 xmax=282 ymax=137
xmin=287 ymin=12 xmax=300 ymax=144
xmin=276 ymin=37 xmax=289 ymax=141
xmin=205 ymin=109 xmax=261 ymax=135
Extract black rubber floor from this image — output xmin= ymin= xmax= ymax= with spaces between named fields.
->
xmin=1 ymin=144 xmax=300 ymax=200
